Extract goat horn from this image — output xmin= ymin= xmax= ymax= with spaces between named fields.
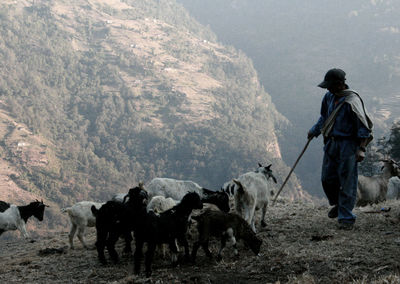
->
xmin=232 ymin=179 xmax=242 ymax=186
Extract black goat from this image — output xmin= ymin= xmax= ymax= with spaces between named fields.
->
xmin=0 ymin=200 xmax=10 ymax=212
xmin=191 ymin=209 xmax=262 ymax=262
xmin=133 ymin=191 xmax=203 ymax=277
xmin=201 ymin=188 xmax=230 ymax=213
xmin=91 ymin=184 xmax=148 ymax=264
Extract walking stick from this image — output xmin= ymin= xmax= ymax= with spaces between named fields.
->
xmin=272 ymin=137 xmax=313 ymax=205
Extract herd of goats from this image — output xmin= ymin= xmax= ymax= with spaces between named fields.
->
xmin=1 ymin=160 xmax=400 ymax=277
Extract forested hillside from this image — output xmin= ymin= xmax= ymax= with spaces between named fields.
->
xmin=0 ymin=0 xmax=309 ymax=233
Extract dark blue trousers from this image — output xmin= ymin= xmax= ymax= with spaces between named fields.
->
xmin=321 ymin=138 xmax=358 ymax=223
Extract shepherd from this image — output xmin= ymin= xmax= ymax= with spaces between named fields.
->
xmin=307 ymin=68 xmax=373 ymax=230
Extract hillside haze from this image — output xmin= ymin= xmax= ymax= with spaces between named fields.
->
xmin=0 ymin=0 xmax=310 ymax=233
xmin=177 ymin=0 xmax=400 ymax=196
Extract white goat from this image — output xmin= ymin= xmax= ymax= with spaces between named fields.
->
xmin=386 ymin=176 xmax=400 ymax=200
xmin=111 ymin=193 xmax=127 ymax=203
xmin=146 ymin=196 xmax=177 ymax=214
xmin=145 ymin=178 xmax=230 ymax=213
xmin=226 ymin=164 xmax=277 ymax=232
xmin=357 ymin=159 xmax=399 ymax=206
xmin=0 ymin=205 xmax=29 ymax=238
xmin=61 ymin=201 xmax=105 ymax=249
xmin=0 ymin=200 xmax=47 ymax=238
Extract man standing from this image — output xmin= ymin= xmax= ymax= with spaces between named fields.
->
xmin=308 ymin=68 xmax=373 ymax=230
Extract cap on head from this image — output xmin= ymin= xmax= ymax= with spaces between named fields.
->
xmin=318 ymin=68 xmax=346 ymax=89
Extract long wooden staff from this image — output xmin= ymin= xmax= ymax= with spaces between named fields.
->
xmin=272 ymin=137 xmax=313 ymax=205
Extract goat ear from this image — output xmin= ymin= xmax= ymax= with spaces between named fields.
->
xmin=202 ymin=187 xmax=213 ymax=194
xmin=232 ymin=179 xmax=244 ymax=194
xmin=258 ymin=162 xmax=262 ymax=167
xmin=266 ymin=164 xmax=272 ymax=170
xmin=230 ymin=184 xmax=235 ymax=195
xmin=91 ymin=205 xmax=98 ymax=217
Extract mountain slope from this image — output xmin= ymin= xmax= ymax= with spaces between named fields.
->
xmin=0 ymin=0 xmax=310 ymax=232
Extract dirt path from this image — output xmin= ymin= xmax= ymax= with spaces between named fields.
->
xmin=1 ymin=200 xmax=400 ymax=283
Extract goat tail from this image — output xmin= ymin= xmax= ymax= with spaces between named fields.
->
xmin=60 ymin=207 xmax=71 ymax=214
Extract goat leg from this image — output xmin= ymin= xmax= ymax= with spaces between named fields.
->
xmin=145 ymin=242 xmax=156 ymax=277
xmin=177 ymin=235 xmax=190 ymax=261
xmin=169 ymin=240 xmax=179 ymax=267
xmin=217 ymin=237 xmax=227 ymax=262
xmin=134 ymin=239 xmax=144 ymax=275
xmin=122 ymin=231 xmax=133 ymax=254
xmin=261 ymin=203 xmax=268 ymax=227
xmin=202 ymin=241 xmax=213 ymax=259
xmin=106 ymin=232 xmax=120 ymax=264
xmin=68 ymin=224 xmax=77 ymax=249
xmin=77 ymin=227 xmax=88 ymax=249
xmin=191 ymin=241 xmax=200 ymax=263
xmin=95 ymin=229 xmax=108 ymax=264
xmin=95 ymin=239 xmax=107 ymax=264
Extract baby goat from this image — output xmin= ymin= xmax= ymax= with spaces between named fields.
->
xmin=134 ymin=192 xmax=203 ymax=277
xmin=147 ymin=196 xmax=177 ymax=215
xmin=191 ymin=209 xmax=262 ymax=262
xmin=61 ymin=201 xmax=105 ymax=249
xmin=91 ymin=185 xmax=148 ymax=264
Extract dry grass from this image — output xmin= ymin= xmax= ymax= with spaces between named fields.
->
xmin=2 ymin=199 xmax=400 ymax=283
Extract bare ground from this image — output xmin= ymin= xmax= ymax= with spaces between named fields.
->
xmin=1 ymin=200 xmax=400 ymax=284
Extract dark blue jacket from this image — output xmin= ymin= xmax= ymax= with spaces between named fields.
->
xmin=310 ymin=92 xmax=371 ymax=140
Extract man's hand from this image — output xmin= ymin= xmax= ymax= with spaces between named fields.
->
xmin=356 ymin=149 xmax=366 ymax=162
xmin=307 ymin=131 xmax=315 ymax=140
